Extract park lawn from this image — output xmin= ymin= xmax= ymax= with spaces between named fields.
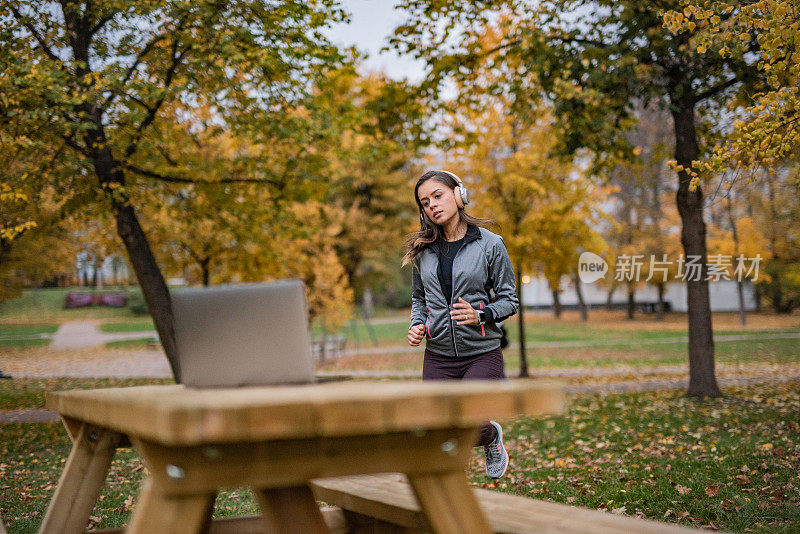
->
xmin=467 ymin=381 xmax=800 ymax=533
xmin=0 ymin=324 xmax=58 ymax=337
xmin=0 ymin=324 xmax=57 ymax=350
xmin=498 ymin=337 xmax=800 ymax=371
xmin=98 ymin=321 xmax=155 ymax=333
xmin=0 ymin=287 xmax=143 ymax=322
xmin=1 ymin=380 xmax=798 ymax=533
xmin=316 ymin=336 xmax=800 ymax=374
xmin=0 ymin=378 xmax=175 ymax=410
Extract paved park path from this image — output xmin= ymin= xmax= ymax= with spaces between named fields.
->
xmin=49 ymin=320 xmax=158 ymax=349
xmin=37 ymin=320 xmax=800 ymax=354
xmin=3 ymin=345 xmax=799 ymax=422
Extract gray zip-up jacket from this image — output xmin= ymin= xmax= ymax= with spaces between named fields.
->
xmin=410 ymin=223 xmax=519 ymax=358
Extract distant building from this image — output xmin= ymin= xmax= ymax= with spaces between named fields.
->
xmin=520 ymin=275 xmax=759 ymax=312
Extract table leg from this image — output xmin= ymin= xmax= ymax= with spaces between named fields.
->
xmin=39 ymin=421 xmax=122 ymax=534
xmin=407 ymin=471 xmax=492 ymax=534
xmin=127 ymin=479 xmax=216 ymax=534
xmin=256 ymin=485 xmax=329 ymax=534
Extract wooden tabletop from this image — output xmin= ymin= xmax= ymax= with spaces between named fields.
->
xmin=46 ymin=380 xmax=565 ymax=446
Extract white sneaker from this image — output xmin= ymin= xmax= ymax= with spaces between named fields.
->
xmin=483 ymin=421 xmax=508 ymax=479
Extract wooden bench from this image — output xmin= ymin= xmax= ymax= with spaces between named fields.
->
xmin=310 ymin=473 xmax=705 ymax=534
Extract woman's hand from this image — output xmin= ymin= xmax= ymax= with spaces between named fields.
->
xmin=408 ymin=324 xmax=425 ymax=346
xmin=450 ymin=297 xmax=479 ymax=325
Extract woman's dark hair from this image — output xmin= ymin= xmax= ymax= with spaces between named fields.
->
xmin=401 ymin=170 xmax=497 ymax=266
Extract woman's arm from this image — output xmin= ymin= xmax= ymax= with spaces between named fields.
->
xmin=410 ymin=255 xmax=428 ymax=330
xmin=485 ymin=237 xmax=519 ymax=322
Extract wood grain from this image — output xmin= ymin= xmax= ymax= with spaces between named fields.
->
xmin=39 ymin=422 xmax=122 ymax=534
xmin=311 ymin=474 xmax=710 ymax=534
xmin=46 ymin=380 xmax=565 ymax=446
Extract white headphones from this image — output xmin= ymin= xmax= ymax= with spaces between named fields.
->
xmin=419 ymin=170 xmax=471 ymax=224
xmin=437 ymin=170 xmax=470 ymax=208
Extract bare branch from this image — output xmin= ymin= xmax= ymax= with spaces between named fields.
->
xmin=89 ymin=11 xmax=118 ymax=36
xmin=122 ymin=40 xmax=192 ymax=161
xmin=693 ymin=76 xmax=740 ymax=104
xmin=62 ymin=136 xmax=91 ymax=157
xmin=477 ymin=39 xmax=523 ymax=58
xmin=100 ymin=33 xmax=171 ymax=111
xmin=8 ymin=5 xmax=64 ymax=66
xmin=124 ymin=164 xmax=284 ymax=188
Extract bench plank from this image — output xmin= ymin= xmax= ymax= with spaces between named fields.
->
xmin=46 ymin=381 xmax=564 ymax=446
xmin=311 ymin=474 xmax=709 ymax=534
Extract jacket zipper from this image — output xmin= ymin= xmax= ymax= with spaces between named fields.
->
xmin=449 ymin=242 xmax=464 ymax=358
xmin=426 ymin=306 xmax=432 ymax=339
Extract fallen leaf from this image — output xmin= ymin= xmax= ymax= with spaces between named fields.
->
xmin=704 ymin=484 xmax=721 ymax=497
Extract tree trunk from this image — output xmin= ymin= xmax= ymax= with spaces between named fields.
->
xmin=551 ymin=289 xmax=562 ymax=318
xmin=573 ymin=273 xmax=588 ymax=321
xmin=201 ymin=258 xmax=211 ymax=287
xmin=516 ymin=268 xmax=529 ymax=378
xmin=725 ymin=195 xmax=747 ymax=326
xmin=656 ymin=283 xmax=665 ymax=321
xmin=671 ymin=95 xmax=720 ymax=398
xmin=764 ymin=179 xmax=787 ymax=313
xmin=605 ymin=282 xmax=616 ymax=309
xmin=89 ymin=139 xmax=180 ymax=382
xmin=627 ymin=284 xmax=635 ymax=320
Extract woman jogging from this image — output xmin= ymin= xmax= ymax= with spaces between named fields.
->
xmin=402 ymin=169 xmax=519 ymax=479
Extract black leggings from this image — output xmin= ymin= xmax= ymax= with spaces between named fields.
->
xmin=422 ymin=346 xmax=504 ymax=446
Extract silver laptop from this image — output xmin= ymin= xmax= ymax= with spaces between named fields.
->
xmin=171 ymin=279 xmax=315 ymax=388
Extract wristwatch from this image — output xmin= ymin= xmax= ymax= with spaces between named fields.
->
xmin=477 ymin=309 xmax=486 ymax=325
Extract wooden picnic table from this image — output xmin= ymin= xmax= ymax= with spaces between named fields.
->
xmin=40 ymin=379 xmax=565 ymax=534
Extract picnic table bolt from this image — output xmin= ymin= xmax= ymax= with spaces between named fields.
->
xmin=440 ymin=439 xmax=458 ymax=456
xmin=88 ymin=430 xmax=99 ymax=442
xmin=166 ymin=464 xmax=185 ymax=480
xmin=412 ymin=428 xmax=427 ymax=437
xmin=204 ymin=447 xmax=221 ymax=459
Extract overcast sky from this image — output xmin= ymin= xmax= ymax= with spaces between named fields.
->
xmin=323 ymin=0 xmax=427 ymax=82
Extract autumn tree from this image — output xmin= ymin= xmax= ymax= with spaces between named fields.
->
xmin=742 ymin=172 xmax=800 ymax=313
xmin=389 ymin=0 xmax=763 ymax=397
xmin=602 ymin=103 xmax=678 ymax=320
xmin=0 ymin=114 xmax=88 ymax=299
xmin=0 ymin=0 xmax=350 ymax=380
xmin=706 ymin=189 xmax=771 ymax=325
xmin=664 ymin=0 xmax=799 ymax=184
xmin=452 ymin=101 xmax=608 ymax=376
xmin=319 ymin=70 xmax=423 ymax=301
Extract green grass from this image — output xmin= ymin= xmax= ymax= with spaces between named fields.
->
xmin=0 ymin=324 xmax=57 ymax=349
xmin=467 ymin=381 xmax=800 ymax=533
xmin=0 ymin=324 xmax=58 ymax=337
xmin=0 ymin=287 xmax=144 ymax=321
xmin=1 ymin=380 xmax=797 ymax=532
xmin=494 ymin=337 xmax=800 ymax=371
xmin=0 ymin=378 xmax=175 ymax=410
xmin=99 ymin=322 xmax=155 ymax=333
